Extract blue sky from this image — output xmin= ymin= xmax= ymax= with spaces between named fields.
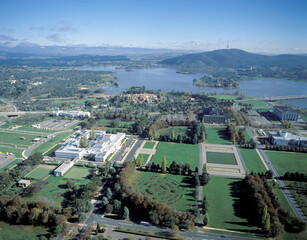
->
xmin=1 ymin=0 xmax=306 ymax=53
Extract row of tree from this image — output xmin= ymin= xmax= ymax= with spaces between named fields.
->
xmin=240 ymin=174 xmax=305 ymax=237
xmin=283 ymin=171 xmax=307 ymax=182
xmin=0 ymin=197 xmax=68 ymax=238
xmin=264 ymin=144 xmax=307 ymax=153
xmin=226 ymin=122 xmax=246 ymax=144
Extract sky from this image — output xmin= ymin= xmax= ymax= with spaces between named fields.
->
xmin=1 ymin=0 xmax=307 ymax=53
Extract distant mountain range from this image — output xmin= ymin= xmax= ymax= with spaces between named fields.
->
xmin=159 ymin=49 xmax=307 ymax=68
xmin=0 ymin=45 xmax=198 ymax=58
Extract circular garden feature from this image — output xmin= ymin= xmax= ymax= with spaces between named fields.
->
xmin=136 ymin=175 xmax=185 ymax=205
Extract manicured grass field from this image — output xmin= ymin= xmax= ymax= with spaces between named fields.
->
xmin=239 ymin=149 xmax=267 ymax=173
xmin=206 ymin=152 xmax=237 ymax=165
xmin=206 ymin=126 xmax=232 ymax=145
xmin=151 ymin=142 xmax=199 ymax=170
xmin=133 ymin=171 xmax=196 ymax=211
xmin=32 ymin=131 xmax=73 ymax=155
xmin=64 ymin=166 xmax=91 ymax=180
xmin=143 ymin=141 xmax=156 ymax=149
xmin=211 ymin=95 xmax=239 ymax=101
xmin=0 ymin=130 xmax=42 ymax=146
xmin=157 ymin=127 xmax=188 ymax=139
xmin=26 ymin=164 xmax=56 ymax=180
xmin=136 ymin=154 xmax=150 ymax=163
xmin=265 ymin=151 xmax=307 ymax=175
xmin=0 ymin=146 xmax=24 ymax=158
xmin=26 ymin=174 xmax=90 ymax=207
xmin=203 ymin=176 xmax=258 ymax=232
xmin=240 ymin=101 xmax=268 ymax=108
xmin=0 ymin=221 xmax=49 ymax=240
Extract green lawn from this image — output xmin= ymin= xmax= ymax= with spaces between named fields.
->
xmin=0 ymin=221 xmax=49 ymax=240
xmin=206 ymin=126 xmax=232 ymax=145
xmin=151 ymin=142 xmax=199 ymax=170
xmin=133 ymin=171 xmax=196 ymax=211
xmin=206 ymin=152 xmax=237 ymax=165
xmin=64 ymin=166 xmax=91 ymax=180
xmin=211 ymin=95 xmax=240 ymax=101
xmin=32 ymin=131 xmax=73 ymax=155
xmin=143 ymin=141 xmax=156 ymax=149
xmin=25 ymin=164 xmax=56 ymax=180
xmin=203 ymin=176 xmax=258 ymax=232
xmin=44 ymin=144 xmax=61 ymax=156
xmin=239 ymin=101 xmax=268 ymax=108
xmin=136 ymin=154 xmax=150 ymax=163
xmin=95 ymin=119 xmax=134 ymax=128
xmin=0 ymin=146 xmax=24 ymax=158
xmin=265 ymin=151 xmax=307 ymax=175
xmin=26 ymin=174 xmax=90 ymax=208
xmin=0 ymin=130 xmax=43 ymax=146
xmin=157 ymin=127 xmax=188 ymax=139
xmin=239 ymin=149 xmax=267 ymax=174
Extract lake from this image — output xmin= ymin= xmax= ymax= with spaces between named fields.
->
xmin=82 ymin=66 xmax=307 ymax=108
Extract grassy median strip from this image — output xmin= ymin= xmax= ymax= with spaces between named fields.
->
xmin=113 ymin=226 xmax=185 ymax=240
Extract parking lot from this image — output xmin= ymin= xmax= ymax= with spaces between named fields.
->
xmin=36 ymin=119 xmax=79 ymax=130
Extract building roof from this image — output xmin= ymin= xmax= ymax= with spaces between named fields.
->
xmin=18 ymin=179 xmax=30 ymax=184
xmin=274 ymin=106 xmax=297 ymax=113
xmin=54 ymin=161 xmax=73 ymax=173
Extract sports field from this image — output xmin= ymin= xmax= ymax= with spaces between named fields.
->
xmin=133 ymin=171 xmax=196 ymax=211
xmin=206 ymin=127 xmax=232 ymax=145
xmin=64 ymin=166 xmax=91 ymax=180
xmin=203 ymin=176 xmax=258 ymax=232
xmin=26 ymin=164 xmax=56 ymax=180
xmin=265 ymin=151 xmax=307 ymax=175
xmin=206 ymin=152 xmax=237 ymax=165
xmin=239 ymin=148 xmax=267 ymax=173
xmin=143 ymin=141 xmax=156 ymax=149
xmin=151 ymin=142 xmax=199 ymax=170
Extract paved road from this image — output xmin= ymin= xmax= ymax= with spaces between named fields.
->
xmin=246 ymin=126 xmax=306 ymax=222
xmin=23 ymin=129 xmax=73 ymax=158
xmin=0 ymin=155 xmax=16 ymax=169
xmin=0 ymin=144 xmax=26 ymax=150
xmin=0 ymin=99 xmax=17 ymax=112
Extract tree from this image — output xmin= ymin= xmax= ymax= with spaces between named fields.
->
xmin=149 ymin=210 xmax=159 ymax=225
xmin=261 ymin=205 xmax=270 ymax=233
xmin=203 ymin=212 xmax=209 ymax=226
xmin=106 ymin=188 xmax=113 ymax=200
xmin=114 ymin=200 xmax=122 ymax=212
xmin=171 ymin=129 xmax=175 ymax=141
xmin=78 ymin=212 xmax=87 ymax=223
xmin=111 ymin=120 xmax=119 ymax=128
xmin=265 ymin=170 xmax=273 ymax=179
xmin=122 ymin=206 xmax=129 ymax=219
xmin=202 ymin=131 xmax=206 ymax=143
xmin=101 ymin=197 xmax=109 ymax=206
xmin=161 ymin=156 xmax=167 ymax=173
xmin=138 ymin=154 xmax=144 ymax=168
xmin=90 ymin=130 xmax=96 ymax=140
xmin=66 ymin=180 xmax=75 ymax=189
xmin=79 ymin=136 xmax=88 ymax=148
xmin=193 ymin=172 xmax=200 ymax=186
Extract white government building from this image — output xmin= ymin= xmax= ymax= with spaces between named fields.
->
xmin=269 ymin=130 xmax=307 ymax=147
xmin=52 ymin=110 xmax=91 ymax=118
xmin=55 ymin=130 xmax=125 ymax=162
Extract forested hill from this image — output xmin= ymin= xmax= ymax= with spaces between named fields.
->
xmin=159 ymin=49 xmax=307 ymax=68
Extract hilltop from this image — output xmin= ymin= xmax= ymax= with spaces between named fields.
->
xmin=159 ymin=49 xmax=307 ymax=68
